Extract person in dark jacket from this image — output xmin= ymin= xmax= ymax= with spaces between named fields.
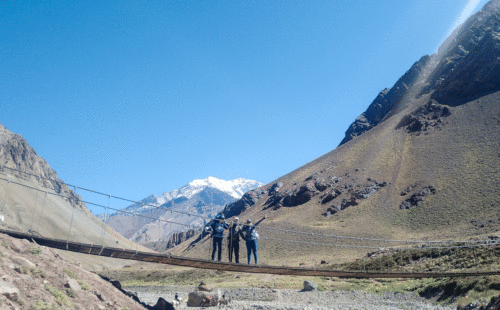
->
xmin=241 ymin=216 xmax=266 ymax=264
xmin=205 ymin=214 xmax=229 ymax=261
xmin=227 ymin=217 xmax=242 ymax=263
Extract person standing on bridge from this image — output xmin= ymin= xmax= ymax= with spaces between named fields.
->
xmin=227 ymin=217 xmax=242 ymax=263
xmin=205 ymin=214 xmax=229 ymax=261
xmin=241 ymin=216 xmax=266 ymax=264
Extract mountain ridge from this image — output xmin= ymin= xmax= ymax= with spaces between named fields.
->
xmin=101 ymin=176 xmax=263 ymax=250
xmin=170 ymin=0 xmax=500 ymax=266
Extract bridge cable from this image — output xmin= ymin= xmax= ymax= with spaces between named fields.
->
xmin=66 ymin=187 xmax=77 ymax=250
xmin=1 ymin=165 xmax=495 ymax=246
xmin=2 ymin=171 xmax=499 ymax=274
xmin=35 ymin=191 xmax=48 ymax=234
xmin=29 ymin=185 xmax=39 ymax=233
xmin=0 ymin=166 xmax=478 ymax=245
xmin=0 ymin=173 xmax=498 ymax=254
xmin=1 ymin=175 xmax=10 ymax=215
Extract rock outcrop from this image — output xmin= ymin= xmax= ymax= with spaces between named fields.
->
xmin=244 ymin=170 xmax=388 ymax=217
xmin=339 ymin=55 xmax=431 ymax=145
xmin=321 ymin=178 xmax=387 ymax=217
xmin=222 ymin=187 xmax=268 ymax=218
xmin=399 ymin=184 xmax=437 ymax=210
xmin=340 ymin=0 xmax=500 ymax=145
xmin=0 ymin=233 xmax=147 ymax=309
xmin=395 ymin=100 xmax=452 ymax=134
xmin=424 ymin=0 xmax=500 ymax=106
xmin=0 ymin=123 xmax=86 ymax=212
xmin=145 ymin=228 xmax=198 ymax=252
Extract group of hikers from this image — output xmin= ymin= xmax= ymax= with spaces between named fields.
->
xmin=205 ymin=214 xmax=266 ymax=264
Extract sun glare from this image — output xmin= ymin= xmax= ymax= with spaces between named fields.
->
xmin=454 ymin=0 xmax=482 ymax=28
xmin=435 ymin=0 xmax=483 ymax=52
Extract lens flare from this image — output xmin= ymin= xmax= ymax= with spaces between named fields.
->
xmin=454 ymin=0 xmax=482 ymax=28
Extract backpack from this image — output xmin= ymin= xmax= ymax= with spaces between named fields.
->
xmin=245 ymin=226 xmax=259 ymax=240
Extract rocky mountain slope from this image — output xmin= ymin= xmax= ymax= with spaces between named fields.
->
xmin=0 ymin=123 xmax=150 ymax=270
xmin=101 ymin=177 xmax=262 ymax=251
xmin=169 ymin=0 xmax=500 ymax=266
xmin=340 ymin=0 xmax=500 ymax=145
xmin=0 ymin=232 xmax=147 ymax=310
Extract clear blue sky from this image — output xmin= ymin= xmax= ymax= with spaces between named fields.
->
xmin=1 ymin=0 xmax=489 ymax=214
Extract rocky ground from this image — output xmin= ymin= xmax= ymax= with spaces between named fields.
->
xmin=125 ymin=285 xmax=456 ymax=310
xmin=0 ymin=233 xmax=146 ymax=310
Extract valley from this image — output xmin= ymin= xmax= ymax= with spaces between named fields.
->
xmin=1 ymin=0 xmax=500 ymax=309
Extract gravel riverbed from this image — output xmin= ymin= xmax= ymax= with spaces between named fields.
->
xmin=124 ymin=286 xmax=456 ymax=310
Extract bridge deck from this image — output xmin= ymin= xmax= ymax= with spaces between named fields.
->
xmin=1 ymin=228 xmax=498 ymax=279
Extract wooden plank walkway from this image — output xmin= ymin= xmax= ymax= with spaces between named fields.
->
xmin=1 ymin=228 xmax=498 ymax=279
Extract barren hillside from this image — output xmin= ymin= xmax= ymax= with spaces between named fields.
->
xmin=168 ymin=0 xmax=500 ymax=267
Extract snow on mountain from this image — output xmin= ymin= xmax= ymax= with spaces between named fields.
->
xmin=180 ymin=177 xmax=262 ymax=199
xmin=102 ymin=177 xmax=264 ymax=249
xmin=122 ymin=177 xmax=263 ymax=214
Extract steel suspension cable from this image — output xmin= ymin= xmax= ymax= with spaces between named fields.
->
xmin=36 ymin=192 xmax=48 ymax=233
xmin=29 ymin=186 xmax=39 ymax=232
xmin=66 ymin=187 xmax=77 ymax=249
xmin=1 ymin=174 xmax=499 ymax=257
xmin=1 ymin=165 xmax=492 ymax=246
xmin=1 ymin=178 xmax=10 ymax=215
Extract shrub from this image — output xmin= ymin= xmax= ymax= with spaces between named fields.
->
xmin=31 ymin=300 xmax=59 ymax=310
xmin=65 ymin=288 xmax=75 ymax=298
xmin=77 ymin=279 xmax=91 ymax=291
xmin=29 ymin=246 xmax=41 ymax=255
xmin=1 ymin=240 xmax=9 ymax=248
xmin=32 ymin=269 xmax=47 ymax=279
xmin=19 ymin=266 xmax=32 ymax=275
xmin=45 ymin=285 xmax=72 ymax=307
xmin=63 ymin=269 xmax=77 ymax=279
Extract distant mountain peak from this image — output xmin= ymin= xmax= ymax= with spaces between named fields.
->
xmin=104 ymin=176 xmax=263 ymax=249
xmin=184 ymin=176 xmax=261 ymax=199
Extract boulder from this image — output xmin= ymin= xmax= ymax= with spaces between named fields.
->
xmin=282 ymin=183 xmax=317 ymax=207
xmin=187 ymin=289 xmax=221 ymax=307
xmin=151 ymin=297 xmax=175 ymax=310
xmin=197 ymin=281 xmax=211 ymax=292
xmin=303 ymin=280 xmax=318 ymax=291
xmin=10 ymin=255 xmax=36 ymax=269
xmin=110 ymin=280 xmax=122 ymax=290
xmin=65 ymin=278 xmax=81 ymax=291
xmin=400 ymin=185 xmax=436 ymax=209
xmin=10 ymin=239 xmax=31 ymax=253
xmin=0 ymin=279 xmax=19 ymax=301
xmin=0 ymin=275 xmax=13 ymax=284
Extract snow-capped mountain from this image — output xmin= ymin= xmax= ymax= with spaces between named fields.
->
xmin=101 ymin=177 xmax=263 ymax=250
xmin=122 ymin=177 xmax=262 ymax=214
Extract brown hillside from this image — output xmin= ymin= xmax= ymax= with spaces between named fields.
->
xmin=0 ymin=123 xmax=151 ymax=270
xmin=0 ymin=232 xmax=147 ymax=310
xmin=168 ymin=1 xmax=500 ymax=267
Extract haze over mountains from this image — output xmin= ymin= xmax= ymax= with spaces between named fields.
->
xmin=169 ymin=0 xmax=500 ymax=264
xmin=100 ymin=177 xmax=262 ymax=249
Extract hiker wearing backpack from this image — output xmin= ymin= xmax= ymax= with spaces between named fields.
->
xmin=205 ymin=214 xmax=229 ymax=261
xmin=227 ymin=217 xmax=242 ymax=263
xmin=241 ymin=215 xmax=266 ymax=264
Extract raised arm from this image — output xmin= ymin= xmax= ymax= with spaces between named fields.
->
xmin=254 ymin=215 xmax=267 ymax=227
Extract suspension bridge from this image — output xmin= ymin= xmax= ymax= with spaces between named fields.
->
xmin=0 ymin=165 xmax=499 ymax=279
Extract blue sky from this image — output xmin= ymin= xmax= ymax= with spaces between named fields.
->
xmin=1 ymin=0 xmax=489 ymax=214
